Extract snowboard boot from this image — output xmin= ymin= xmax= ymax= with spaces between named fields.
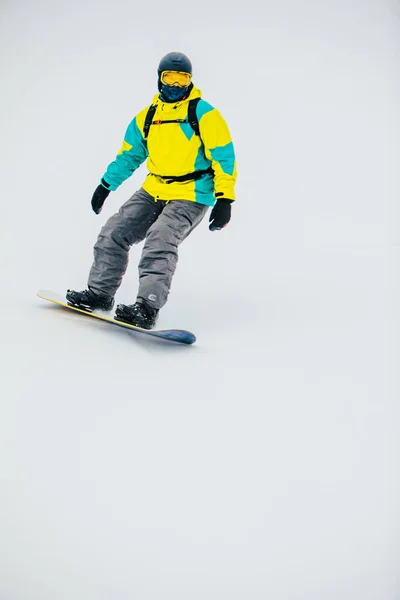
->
xmin=115 ymin=301 xmax=159 ymax=330
xmin=66 ymin=288 xmax=114 ymax=312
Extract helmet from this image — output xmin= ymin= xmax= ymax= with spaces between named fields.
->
xmin=157 ymin=52 xmax=192 ymax=77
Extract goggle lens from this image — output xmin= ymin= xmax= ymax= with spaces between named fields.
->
xmin=161 ymin=70 xmax=192 ymax=87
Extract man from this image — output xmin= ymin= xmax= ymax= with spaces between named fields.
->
xmin=67 ymin=51 xmax=237 ymax=329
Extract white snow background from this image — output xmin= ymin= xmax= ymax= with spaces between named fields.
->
xmin=0 ymin=0 xmax=398 ymax=599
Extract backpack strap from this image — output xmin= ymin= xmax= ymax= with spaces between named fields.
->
xmin=157 ymin=166 xmax=213 ymax=184
xmin=143 ymin=97 xmax=201 ymax=139
xmin=187 ymin=97 xmax=201 ymax=137
xmin=143 ymin=104 xmax=157 ymax=139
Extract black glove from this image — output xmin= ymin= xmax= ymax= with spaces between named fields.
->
xmin=209 ymin=198 xmax=233 ymax=231
xmin=91 ymin=179 xmax=111 ymax=214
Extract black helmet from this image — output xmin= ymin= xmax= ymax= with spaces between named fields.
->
xmin=158 ymin=52 xmax=192 ymax=76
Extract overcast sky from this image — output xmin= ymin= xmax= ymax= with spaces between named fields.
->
xmin=0 ymin=1 xmax=399 ymax=599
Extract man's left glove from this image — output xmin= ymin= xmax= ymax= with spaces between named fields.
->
xmin=209 ymin=198 xmax=233 ymax=231
xmin=91 ymin=179 xmax=111 ymax=214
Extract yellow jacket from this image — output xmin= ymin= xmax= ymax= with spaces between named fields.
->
xmin=102 ymin=86 xmax=237 ymax=206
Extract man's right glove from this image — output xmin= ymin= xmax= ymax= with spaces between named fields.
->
xmin=91 ymin=179 xmax=111 ymax=214
xmin=209 ymin=198 xmax=233 ymax=231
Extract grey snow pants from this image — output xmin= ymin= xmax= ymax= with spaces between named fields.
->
xmin=88 ymin=188 xmax=208 ymax=309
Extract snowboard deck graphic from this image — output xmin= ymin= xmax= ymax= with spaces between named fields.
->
xmin=37 ymin=290 xmax=196 ymax=345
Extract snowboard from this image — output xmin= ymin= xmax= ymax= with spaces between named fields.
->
xmin=37 ymin=290 xmax=196 ymax=345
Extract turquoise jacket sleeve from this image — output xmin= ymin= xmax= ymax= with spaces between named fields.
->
xmin=102 ymin=116 xmax=148 ymax=191
xmin=197 ymin=102 xmax=237 ymax=200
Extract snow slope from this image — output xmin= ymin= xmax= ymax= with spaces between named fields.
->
xmin=0 ymin=0 xmax=398 ymax=599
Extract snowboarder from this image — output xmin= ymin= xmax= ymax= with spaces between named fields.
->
xmin=67 ymin=51 xmax=237 ymax=329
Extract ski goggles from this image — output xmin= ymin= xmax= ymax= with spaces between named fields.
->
xmin=160 ymin=70 xmax=192 ymax=87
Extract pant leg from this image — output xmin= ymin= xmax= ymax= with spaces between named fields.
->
xmin=137 ymin=200 xmax=209 ymax=309
xmin=88 ymin=188 xmax=163 ymax=297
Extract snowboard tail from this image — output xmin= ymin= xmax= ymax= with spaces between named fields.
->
xmin=37 ymin=290 xmax=196 ymax=345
